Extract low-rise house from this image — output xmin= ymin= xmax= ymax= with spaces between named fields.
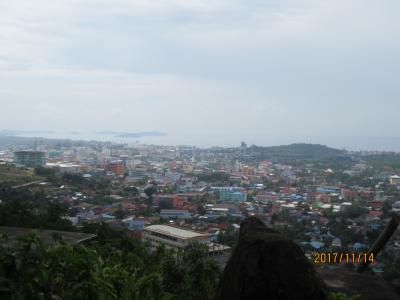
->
xmin=159 ymin=209 xmax=192 ymax=219
xmin=122 ymin=217 xmax=147 ymax=231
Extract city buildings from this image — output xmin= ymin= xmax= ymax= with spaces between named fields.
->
xmin=218 ymin=187 xmax=247 ymax=202
xmin=3 ymin=138 xmax=400 ymax=278
xmin=231 ymin=191 xmax=247 ymax=202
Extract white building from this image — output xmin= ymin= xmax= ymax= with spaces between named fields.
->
xmin=143 ymin=225 xmax=231 ymax=261
xmin=46 ymin=163 xmax=81 ymax=174
xmin=143 ymin=225 xmax=209 ymax=250
xmin=389 ymin=175 xmax=400 ymax=185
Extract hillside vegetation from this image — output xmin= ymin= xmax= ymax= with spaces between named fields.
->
xmin=248 ymin=143 xmax=347 ymax=163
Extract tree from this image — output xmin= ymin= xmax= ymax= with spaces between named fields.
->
xmin=144 ymin=185 xmax=157 ymax=198
xmin=159 ymin=200 xmax=173 ymax=210
xmin=114 ymin=205 xmax=126 ymax=220
xmin=0 ymin=225 xmax=221 ymax=300
xmin=382 ymin=250 xmax=400 ymax=282
xmin=34 ymin=166 xmax=59 ymax=182
xmin=382 ymin=200 xmax=394 ymax=217
xmin=271 ymin=213 xmax=278 ymax=224
xmin=123 ymin=186 xmax=138 ymax=197
xmin=218 ymin=226 xmax=239 ymax=249
xmin=0 ymin=187 xmax=74 ymax=231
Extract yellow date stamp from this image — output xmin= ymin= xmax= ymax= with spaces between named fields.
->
xmin=313 ymin=252 xmax=375 ymax=264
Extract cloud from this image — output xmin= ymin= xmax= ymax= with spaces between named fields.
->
xmin=0 ymin=0 xmax=399 ymax=147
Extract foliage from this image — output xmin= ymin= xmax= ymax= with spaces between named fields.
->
xmin=159 ymin=199 xmax=173 ymax=210
xmin=120 ymin=185 xmax=139 ymax=197
xmin=380 ymin=248 xmax=400 ymax=282
xmin=0 ymin=184 xmax=74 ymax=231
xmin=341 ymin=201 xmax=368 ymax=219
xmin=364 ymin=153 xmax=400 ymax=172
xmin=382 ymin=199 xmax=396 ymax=218
xmin=62 ymin=174 xmax=110 ymax=189
xmin=328 ymin=220 xmax=364 ymax=247
xmin=0 ymin=224 xmax=220 ymax=300
xmin=34 ymin=166 xmax=57 ymax=178
xmin=249 ymin=143 xmax=346 ymax=164
xmin=329 ymin=292 xmax=361 ymax=300
xmin=0 ymin=164 xmax=40 ymax=185
xmin=217 ymin=226 xmax=239 ymax=249
xmin=144 ymin=185 xmax=157 ymax=198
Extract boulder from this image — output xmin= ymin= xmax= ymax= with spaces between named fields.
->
xmin=216 ymin=216 xmax=328 ymax=300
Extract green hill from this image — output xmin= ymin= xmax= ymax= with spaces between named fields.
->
xmin=248 ymin=143 xmax=347 ymax=163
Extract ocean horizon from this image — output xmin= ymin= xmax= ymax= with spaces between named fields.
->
xmin=2 ymin=131 xmax=400 ymax=152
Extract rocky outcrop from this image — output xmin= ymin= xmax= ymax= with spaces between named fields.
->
xmin=216 ymin=217 xmax=329 ymax=300
xmin=319 ymin=268 xmax=400 ymax=300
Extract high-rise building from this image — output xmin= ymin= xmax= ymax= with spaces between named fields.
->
xmin=231 ymin=191 xmax=247 ymax=202
xmin=240 ymin=141 xmax=247 ymax=158
xmin=129 ymin=166 xmax=146 ymax=180
xmin=47 ymin=150 xmax=64 ymax=160
xmin=14 ymin=151 xmax=46 ymax=167
xmin=107 ymin=161 xmax=125 ymax=176
xmin=219 ymin=188 xmax=232 ymax=202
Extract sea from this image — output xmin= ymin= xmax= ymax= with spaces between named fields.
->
xmin=8 ymin=132 xmax=400 ymax=152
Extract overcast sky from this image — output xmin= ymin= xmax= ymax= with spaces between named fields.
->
xmin=0 ymin=0 xmax=399 ymax=148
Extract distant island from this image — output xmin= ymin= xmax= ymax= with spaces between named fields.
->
xmin=94 ymin=131 xmax=167 ymax=138
xmin=0 ymin=129 xmax=55 ymax=136
xmin=94 ymin=131 xmax=125 ymax=135
xmin=116 ymin=132 xmax=167 ymax=138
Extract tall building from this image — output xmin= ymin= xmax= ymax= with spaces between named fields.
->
xmin=76 ymin=147 xmax=91 ymax=163
xmin=219 ymin=188 xmax=232 ymax=202
xmin=47 ymin=150 xmax=64 ymax=161
xmin=129 ymin=166 xmax=146 ymax=180
xmin=107 ymin=161 xmax=125 ymax=176
xmin=231 ymin=191 xmax=247 ymax=202
xmin=242 ymin=165 xmax=255 ymax=176
xmin=240 ymin=141 xmax=247 ymax=159
xmin=14 ymin=151 xmax=45 ymax=167
xmin=219 ymin=188 xmax=247 ymax=202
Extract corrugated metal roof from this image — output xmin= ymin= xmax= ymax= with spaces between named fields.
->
xmin=144 ymin=225 xmax=209 ymax=239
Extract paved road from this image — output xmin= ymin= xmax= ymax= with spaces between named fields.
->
xmin=12 ymin=181 xmax=42 ymax=189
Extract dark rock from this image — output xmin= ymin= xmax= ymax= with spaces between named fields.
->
xmin=216 ymin=216 xmax=329 ymax=300
xmin=319 ymin=268 xmax=400 ymax=300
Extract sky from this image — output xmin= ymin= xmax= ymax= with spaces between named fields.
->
xmin=0 ymin=0 xmax=399 ymax=149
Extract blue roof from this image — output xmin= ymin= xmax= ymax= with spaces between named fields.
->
xmin=310 ymin=241 xmax=324 ymax=249
xmin=370 ymin=223 xmax=380 ymax=230
xmin=353 ymin=242 xmax=366 ymax=250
